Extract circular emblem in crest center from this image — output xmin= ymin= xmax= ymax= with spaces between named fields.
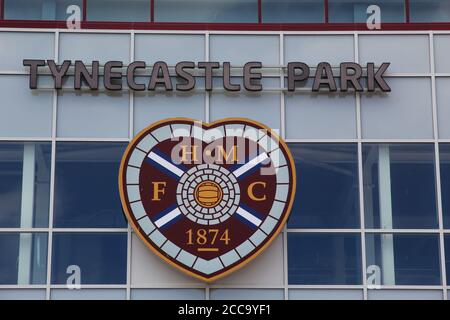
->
xmin=119 ymin=118 xmax=296 ymax=282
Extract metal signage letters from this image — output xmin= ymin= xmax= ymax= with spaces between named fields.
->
xmin=23 ymin=59 xmax=391 ymax=92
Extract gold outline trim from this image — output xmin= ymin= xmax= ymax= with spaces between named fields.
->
xmin=118 ymin=117 xmax=297 ymax=283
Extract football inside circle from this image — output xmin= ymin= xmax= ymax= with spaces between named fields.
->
xmin=194 ymin=181 xmax=223 ymax=208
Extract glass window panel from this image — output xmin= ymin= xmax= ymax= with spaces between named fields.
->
xmin=262 ymin=0 xmax=324 ymax=23
xmin=289 ymin=289 xmax=363 ymax=300
xmin=51 ymin=232 xmax=127 ymax=284
xmin=285 ymin=80 xmax=357 ymax=139
xmin=57 ymin=91 xmax=130 ymax=138
xmin=210 ymin=35 xmax=279 ymax=66
xmin=287 ymin=144 xmax=360 ymax=229
xmin=131 ymin=289 xmax=206 ymax=300
xmin=437 ymin=79 xmax=450 ymax=139
xmin=440 ymin=144 xmax=450 ymax=229
xmin=368 ymin=289 xmax=443 ymax=300
xmin=284 ymin=35 xmax=355 ymax=75
xmin=410 ymin=0 xmax=450 ymax=22
xmin=361 ymin=78 xmax=433 ymax=139
xmin=0 ymin=233 xmax=48 ymax=285
xmin=434 ymin=35 xmax=450 ymax=73
xmin=155 ymin=0 xmax=258 ymax=23
xmin=366 ymin=234 xmax=441 ymax=285
xmin=214 ymin=235 xmax=284 ymax=286
xmin=0 ymin=76 xmax=54 ymax=138
xmin=134 ymin=91 xmax=206 ymax=136
xmin=54 ymin=142 xmax=127 ymax=228
xmin=51 ymin=289 xmax=126 ymax=300
xmin=359 ymin=35 xmax=430 ymax=74
xmin=288 ymin=233 xmax=362 ymax=285
xmin=0 ymin=32 xmax=54 ymax=71
xmin=363 ymin=144 xmax=438 ymax=229
xmin=210 ymin=78 xmax=281 ymax=130
xmin=135 ymin=34 xmax=205 ymax=66
xmin=329 ymin=0 xmax=405 ymax=23
xmin=0 ymin=142 xmax=51 ymax=228
xmin=210 ymin=289 xmax=284 ymax=300
xmin=4 ymin=0 xmax=82 ymax=20
xmin=59 ymin=33 xmax=131 ymax=64
xmin=130 ymin=234 xmax=203 ymax=286
xmin=0 ymin=289 xmax=46 ymax=300
xmin=87 ymin=0 xmax=150 ymax=22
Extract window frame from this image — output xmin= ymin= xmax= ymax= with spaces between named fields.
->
xmin=1 ymin=0 xmax=450 ymax=30
xmin=287 ymin=143 xmax=361 ymax=229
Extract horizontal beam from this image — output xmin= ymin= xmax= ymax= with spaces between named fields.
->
xmin=1 ymin=21 xmax=450 ymax=31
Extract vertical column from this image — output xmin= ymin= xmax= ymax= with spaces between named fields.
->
xmin=280 ymin=33 xmax=285 ymax=140
xmin=205 ymin=32 xmax=210 ymax=123
xmin=0 ymin=0 xmax=5 ymax=20
xmin=151 ymin=0 xmax=154 ymax=22
xmin=82 ymin=0 xmax=87 ymax=22
xmin=355 ymin=32 xmax=368 ymax=299
xmin=129 ymin=32 xmax=135 ymax=140
xmin=205 ymin=32 xmax=210 ymax=300
xmin=148 ymin=0 xmax=155 ymax=22
xmin=429 ymin=32 xmax=448 ymax=299
xmin=280 ymin=33 xmax=289 ymax=301
xmin=18 ymin=143 xmax=36 ymax=284
xmin=363 ymin=149 xmax=377 ymax=228
xmin=46 ymin=29 xmax=60 ymax=300
xmin=405 ymin=0 xmax=410 ymax=23
xmin=258 ymin=0 xmax=262 ymax=23
xmin=126 ymin=31 xmax=135 ymax=301
xmin=20 ymin=143 xmax=36 ymax=228
xmin=378 ymin=145 xmax=395 ymax=285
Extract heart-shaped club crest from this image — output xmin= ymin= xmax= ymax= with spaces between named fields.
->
xmin=119 ymin=118 xmax=296 ymax=282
